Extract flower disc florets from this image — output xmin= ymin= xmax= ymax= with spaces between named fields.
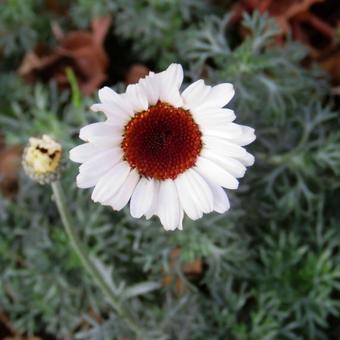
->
xmin=122 ymin=101 xmax=202 ymax=180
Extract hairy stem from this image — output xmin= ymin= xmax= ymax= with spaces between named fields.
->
xmin=51 ymin=181 xmax=142 ymax=335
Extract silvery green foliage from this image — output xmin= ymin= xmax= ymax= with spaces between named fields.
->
xmin=0 ymin=0 xmax=40 ymax=56
xmin=0 ymin=1 xmax=340 ymax=339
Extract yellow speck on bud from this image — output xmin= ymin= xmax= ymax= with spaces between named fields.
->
xmin=23 ymin=135 xmax=63 ymax=184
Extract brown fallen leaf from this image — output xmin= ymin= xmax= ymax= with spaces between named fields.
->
xmin=0 ymin=145 xmax=22 ymax=198
xmin=45 ymin=0 xmax=67 ymax=15
xmin=18 ymin=17 xmax=111 ymax=96
xmin=231 ymin=0 xmax=339 ymax=84
xmin=232 ymin=0 xmax=335 ymax=45
xmin=319 ymin=46 xmax=340 ymax=91
xmin=125 ymin=64 xmax=150 ymax=85
xmin=0 ymin=311 xmax=16 ymax=337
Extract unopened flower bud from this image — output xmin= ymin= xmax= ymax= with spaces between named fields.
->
xmin=22 ymin=135 xmax=62 ymax=184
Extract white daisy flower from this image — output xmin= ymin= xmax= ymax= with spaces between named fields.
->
xmin=70 ymin=64 xmax=255 ymax=231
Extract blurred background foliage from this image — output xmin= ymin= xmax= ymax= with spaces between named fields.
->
xmin=0 ymin=0 xmax=340 ymax=339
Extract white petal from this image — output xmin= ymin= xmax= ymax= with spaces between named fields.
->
xmin=79 ymin=148 xmax=122 ymax=177
xmin=203 ymin=136 xmax=255 ymax=166
xmin=182 ymin=79 xmax=211 ymax=109
xmin=112 ymin=98 xmax=134 ymax=117
xmin=159 ymin=64 xmax=183 ymax=107
xmin=98 ymin=87 xmax=134 ymax=116
xmin=77 ymin=173 xmax=110 ymax=189
xmin=79 ymin=122 xmax=111 ymax=140
xmin=202 ymin=123 xmax=256 ymax=147
xmin=157 ymin=180 xmax=182 ymax=231
xmin=125 ymin=84 xmax=148 ymax=112
xmin=201 ymin=149 xmax=246 ymax=178
xmin=192 ymin=108 xmax=236 ymax=125
xmin=69 ymin=143 xmax=106 ymax=163
xmin=139 ymin=72 xmax=159 ymax=106
xmin=98 ymin=86 xmax=119 ymax=103
xmin=195 ymin=157 xmax=239 ymax=190
xmin=79 ymin=122 xmax=123 ymax=146
xmin=145 ymin=180 xmax=160 ymax=220
xmin=178 ymin=208 xmax=184 ymax=230
xmin=77 ymin=149 xmax=122 ymax=189
xmin=238 ymin=153 xmax=254 ymax=167
xmin=90 ymin=103 xmax=130 ymax=125
xmin=175 ymin=169 xmax=214 ymax=220
xmin=206 ymin=180 xmax=230 ymax=213
xmin=165 ymin=63 xmax=183 ymax=89
xmin=232 ymin=126 xmax=256 ymax=146
xmin=130 ymin=177 xmax=156 ymax=218
xmin=201 ymin=123 xmax=243 ymax=140
xmin=106 ymin=169 xmax=140 ymax=210
xmin=91 ymin=162 xmax=131 ymax=203
xmin=175 ymin=174 xmax=203 ymax=220
xmin=76 ymin=173 xmax=99 ymax=189
xmin=198 ymin=83 xmax=235 ymax=110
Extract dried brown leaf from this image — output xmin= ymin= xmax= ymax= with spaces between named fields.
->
xmin=125 ymin=64 xmax=150 ymax=85
xmin=18 ymin=17 xmax=111 ymax=96
xmin=0 ymin=145 xmax=22 ymax=197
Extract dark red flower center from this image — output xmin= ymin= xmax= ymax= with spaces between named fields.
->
xmin=122 ymin=102 xmax=202 ymax=180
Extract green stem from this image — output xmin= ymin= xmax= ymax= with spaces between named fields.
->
xmin=51 ymin=181 xmax=142 ymax=335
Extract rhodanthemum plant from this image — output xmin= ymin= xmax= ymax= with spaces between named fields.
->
xmin=70 ymin=63 xmax=256 ymax=230
xmin=19 ymin=64 xmax=256 ymax=337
